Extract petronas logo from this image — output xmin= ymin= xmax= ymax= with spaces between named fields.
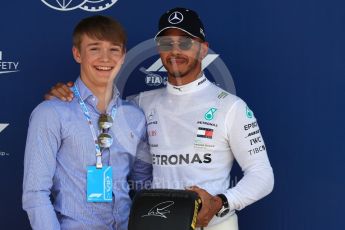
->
xmin=204 ymin=108 xmax=217 ymax=121
xmin=246 ymin=106 xmax=253 ymax=118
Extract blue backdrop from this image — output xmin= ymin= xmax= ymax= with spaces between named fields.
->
xmin=1 ymin=0 xmax=344 ymax=229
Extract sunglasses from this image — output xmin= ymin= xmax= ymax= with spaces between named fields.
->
xmin=98 ymin=114 xmax=114 ymax=149
xmin=156 ymin=37 xmax=197 ymax=52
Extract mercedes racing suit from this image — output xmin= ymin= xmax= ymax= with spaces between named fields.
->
xmin=136 ymin=74 xmax=274 ymax=227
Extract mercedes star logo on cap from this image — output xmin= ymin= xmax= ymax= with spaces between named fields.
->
xmin=168 ymin=11 xmax=184 ymax=24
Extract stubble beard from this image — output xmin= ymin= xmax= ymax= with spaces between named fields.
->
xmin=167 ymin=46 xmax=202 ymax=79
xmin=168 ymin=58 xmax=198 ymax=78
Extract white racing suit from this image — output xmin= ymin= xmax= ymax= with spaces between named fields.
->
xmin=136 ymin=74 xmax=274 ymax=228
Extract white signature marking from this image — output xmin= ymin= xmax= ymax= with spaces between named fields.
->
xmin=141 ymin=201 xmax=175 ymax=219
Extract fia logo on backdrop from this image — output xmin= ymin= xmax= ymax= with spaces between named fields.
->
xmin=41 ymin=0 xmax=119 ymax=12
xmin=143 ymin=54 xmax=219 ymax=87
xmin=0 ymin=51 xmax=19 ymax=75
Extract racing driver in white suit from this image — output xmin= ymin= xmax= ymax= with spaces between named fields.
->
xmin=135 ymin=7 xmax=274 ymax=230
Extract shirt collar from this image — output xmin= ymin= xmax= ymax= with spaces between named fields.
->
xmin=75 ymin=77 xmax=120 ymax=112
xmin=75 ymin=77 xmax=93 ymax=101
xmin=166 ymin=73 xmax=210 ymax=95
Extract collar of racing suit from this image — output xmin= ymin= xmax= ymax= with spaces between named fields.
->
xmin=166 ymin=72 xmax=210 ymax=95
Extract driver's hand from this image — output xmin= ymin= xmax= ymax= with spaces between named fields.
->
xmin=44 ymin=81 xmax=74 ymax=101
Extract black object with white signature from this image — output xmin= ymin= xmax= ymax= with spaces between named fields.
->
xmin=128 ymin=189 xmax=202 ymax=230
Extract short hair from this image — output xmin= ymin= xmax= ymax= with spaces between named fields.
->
xmin=73 ymin=15 xmax=127 ymax=50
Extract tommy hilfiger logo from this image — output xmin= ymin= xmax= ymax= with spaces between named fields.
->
xmin=197 ymin=127 xmax=214 ymax=139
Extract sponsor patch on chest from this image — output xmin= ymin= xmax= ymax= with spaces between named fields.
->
xmin=197 ymin=127 xmax=214 ymax=139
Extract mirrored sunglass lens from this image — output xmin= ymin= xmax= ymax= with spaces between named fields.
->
xmin=99 ymin=114 xmax=113 ymax=129
xmin=158 ymin=42 xmax=173 ymax=51
xmin=98 ymin=133 xmax=113 ymax=148
xmin=179 ymin=39 xmax=193 ymax=50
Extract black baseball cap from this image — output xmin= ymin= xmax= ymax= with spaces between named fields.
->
xmin=155 ymin=7 xmax=206 ymax=41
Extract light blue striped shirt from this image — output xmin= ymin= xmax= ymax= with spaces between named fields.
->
xmin=23 ymin=78 xmax=152 ymax=230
